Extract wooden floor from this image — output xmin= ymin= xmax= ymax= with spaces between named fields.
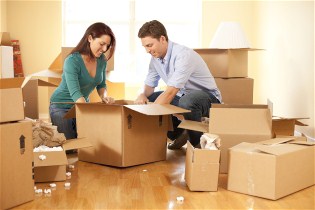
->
xmin=14 ymin=146 xmax=314 ymax=210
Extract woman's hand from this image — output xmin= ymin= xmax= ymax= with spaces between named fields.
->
xmin=102 ymin=96 xmax=115 ymax=104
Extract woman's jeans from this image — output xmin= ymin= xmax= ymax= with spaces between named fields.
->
xmin=49 ymin=103 xmax=77 ymax=139
xmin=148 ymin=90 xmax=220 ymax=146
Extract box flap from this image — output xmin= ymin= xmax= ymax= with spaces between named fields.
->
xmin=272 ymin=116 xmax=308 ymax=126
xmin=178 ymin=120 xmax=208 ymax=133
xmin=0 ymin=77 xmax=25 ymax=89
xmin=30 ymin=69 xmax=62 ymax=78
xmin=63 ymin=104 xmax=76 ymax=119
xmin=124 ymin=104 xmax=190 ymax=116
xmin=62 ymin=138 xmax=93 ymax=151
xmin=259 ymin=137 xmax=296 ymax=145
xmin=33 ymin=151 xmax=67 ymax=167
xmin=37 ymin=79 xmax=58 ymax=87
xmin=254 ymin=143 xmax=305 ymax=156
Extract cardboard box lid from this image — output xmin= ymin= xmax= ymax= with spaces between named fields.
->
xmin=124 ymin=104 xmax=190 ymax=116
xmin=0 ymin=77 xmax=25 ymax=89
xmin=209 ymin=104 xmax=272 ymax=135
xmin=0 ymin=32 xmax=11 ymax=46
xmin=272 ymin=116 xmax=308 ymax=126
xmin=178 ymin=120 xmax=208 ymax=133
xmin=187 ymin=142 xmax=220 ymax=163
xmin=62 ymin=138 xmax=93 ymax=150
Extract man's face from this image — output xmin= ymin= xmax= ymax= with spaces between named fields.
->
xmin=141 ymin=36 xmax=167 ymax=58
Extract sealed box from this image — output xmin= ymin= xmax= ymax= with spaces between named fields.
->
xmin=185 ymin=141 xmax=220 ymax=191
xmin=0 ymin=77 xmax=25 ymax=123
xmin=215 ymin=77 xmax=254 ymax=104
xmin=33 ymin=138 xmax=92 ymax=182
xmin=194 ymin=48 xmax=248 ymax=78
xmin=68 ymin=101 xmax=190 ymax=167
xmin=227 ymin=137 xmax=315 ymax=200
xmin=0 ymin=121 xmax=34 ymax=209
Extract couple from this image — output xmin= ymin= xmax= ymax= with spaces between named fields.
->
xmin=49 ymin=20 xmax=222 ymax=150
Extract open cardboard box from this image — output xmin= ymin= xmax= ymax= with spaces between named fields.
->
xmin=272 ymin=116 xmax=308 ymax=136
xmin=64 ymin=100 xmax=190 ymax=167
xmin=227 ymin=136 xmax=315 ymax=200
xmin=194 ymin=48 xmax=262 ymax=78
xmin=185 ymin=141 xmax=220 ymax=191
xmin=1 ymin=120 xmax=34 ymax=209
xmin=33 ymin=138 xmax=92 ymax=183
xmin=0 ymin=77 xmax=28 ymax=123
xmin=179 ymin=104 xmax=273 ymax=173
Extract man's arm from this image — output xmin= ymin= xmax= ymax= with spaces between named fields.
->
xmin=154 ymin=86 xmax=179 ymax=104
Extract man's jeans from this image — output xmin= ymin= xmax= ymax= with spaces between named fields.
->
xmin=148 ymin=90 xmax=220 ymax=146
xmin=49 ymin=103 xmax=77 ymax=139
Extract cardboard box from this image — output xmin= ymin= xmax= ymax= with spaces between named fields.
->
xmin=0 ymin=77 xmax=26 ymax=123
xmin=0 ymin=121 xmax=34 ymax=209
xmin=185 ymin=141 xmax=220 ymax=191
xmin=0 ymin=46 xmax=14 ymax=78
xmin=69 ymin=101 xmax=190 ymax=167
xmin=0 ymin=32 xmax=11 ymax=46
xmin=194 ymin=48 xmax=248 ymax=78
xmin=272 ymin=117 xmax=308 ymax=136
xmin=227 ymin=137 xmax=315 ymax=200
xmin=179 ymin=104 xmax=273 ymax=173
xmin=33 ymin=138 xmax=92 ymax=182
xmin=215 ymin=77 xmax=254 ymax=104
xmin=22 ymin=79 xmax=57 ymax=119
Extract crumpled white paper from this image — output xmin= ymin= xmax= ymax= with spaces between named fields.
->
xmin=200 ymin=133 xmax=221 ymax=150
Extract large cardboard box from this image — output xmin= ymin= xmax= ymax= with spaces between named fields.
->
xmin=179 ymin=104 xmax=273 ymax=173
xmin=215 ymin=77 xmax=254 ymax=104
xmin=0 ymin=121 xmax=34 ymax=209
xmin=70 ymin=101 xmax=190 ymax=167
xmin=22 ymin=79 xmax=57 ymax=119
xmin=227 ymin=137 xmax=315 ymax=200
xmin=185 ymin=141 xmax=220 ymax=191
xmin=33 ymin=138 xmax=92 ymax=182
xmin=0 ymin=46 xmax=14 ymax=78
xmin=0 ymin=77 xmax=25 ymax=123
xmin=194 ymin=48 xmax=248 ymax=78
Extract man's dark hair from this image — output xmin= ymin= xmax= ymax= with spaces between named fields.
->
xmin=138 ymin=20 xmax=168 ymax=41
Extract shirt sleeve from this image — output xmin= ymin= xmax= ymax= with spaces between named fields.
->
xmin=63 ymin=56 xmax=84 ymax=102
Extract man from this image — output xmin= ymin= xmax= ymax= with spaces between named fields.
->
xmin=135 ymin=20 xmax=222 ymax=149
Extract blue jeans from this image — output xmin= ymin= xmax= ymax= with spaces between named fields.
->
xmin=148 ymin=90 xmax=220 ymax=146
xmin=49 ymin=103 xmax=77 ymax=139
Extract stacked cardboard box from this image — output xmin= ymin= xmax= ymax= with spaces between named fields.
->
xmin=194 ymin=48 xmax=256 ymax=104
xmin=0 ymin=78 xmax=34 ymax=209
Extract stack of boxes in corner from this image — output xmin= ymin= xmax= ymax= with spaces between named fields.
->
xmin=0 ymin=77 xmax=34 ymax=209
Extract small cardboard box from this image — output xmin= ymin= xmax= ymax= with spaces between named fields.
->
xmin=0 ymin=46 xmax=14 ymax=78
xmin=215 ymin=77 xmax=254 ymax=104
xmin=272 ymin=117 xmax=308 ymax=136
xmin=227 ymin=137 xmax=315 ymax=200
xmin=69 ymin=101 xmax=190 ymax=167
xmin=185 ymin=141 xmax=220 ymax=191
xmin=33 ymin=138 xmax=92 ymax=183
xmin=0 ymin=32 xmax=11 ymax=46
xmin=0 ymin=121 xmax=34 ymax=210
xmin=22 ymin=79 xmax=57 ymax=119
xmin=179 ymin=104 xmax=273 ymax=173
xmin=194 ymin=48 xmax=248 ymax=78
xmin=0 ymin=77 xmax=26 ymax=123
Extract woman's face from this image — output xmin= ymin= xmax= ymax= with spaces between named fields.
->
xmin=88 ymin=34 xmax=111 ymax=58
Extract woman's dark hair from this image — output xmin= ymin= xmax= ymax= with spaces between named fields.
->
xmin=71 ymin=22 xmax=116 ymax=60
xmin=138 ymin=20 xmax=168 ymax=41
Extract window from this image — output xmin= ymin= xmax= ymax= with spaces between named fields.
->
xmin=62 ymin=0 xmax=202 ymax=82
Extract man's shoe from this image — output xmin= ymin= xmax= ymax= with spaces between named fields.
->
xmin=167 ymin=130 xmax=189 ymax=150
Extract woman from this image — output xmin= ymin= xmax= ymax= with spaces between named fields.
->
xmin=49 ymin=22 xmax=116 ymax=139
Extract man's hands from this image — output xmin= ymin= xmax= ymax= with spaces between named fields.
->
xmin=134 ymin=93 xmax=149 ymax=104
